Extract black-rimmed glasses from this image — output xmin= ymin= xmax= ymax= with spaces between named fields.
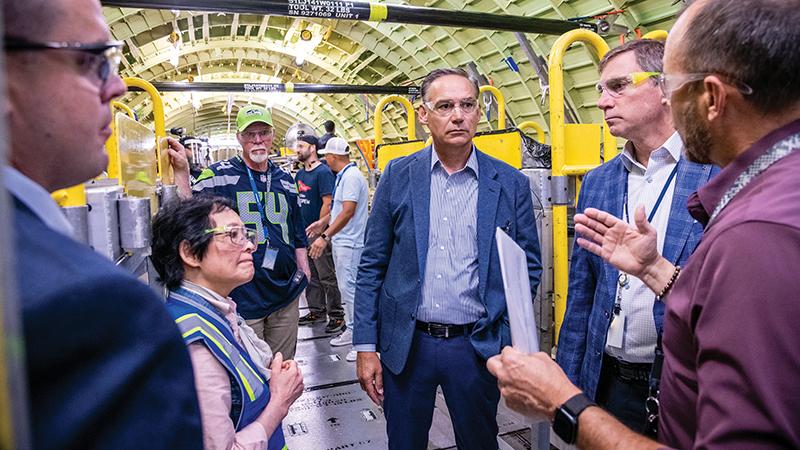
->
xmin=4 ymin=36 xmax=123 ymax=87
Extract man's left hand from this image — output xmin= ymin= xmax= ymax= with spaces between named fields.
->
xmin=487 ymin=347 xmax=582 ymax=421
xmin=309 ymin=237 xmax=327 ymax=259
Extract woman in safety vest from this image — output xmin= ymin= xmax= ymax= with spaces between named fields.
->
xmin=151 ymin=195 xmax=303 ymax=450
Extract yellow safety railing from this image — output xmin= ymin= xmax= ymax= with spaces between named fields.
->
xmin=112 ymin=101 xmax=136 ymax=119
xmin=106 ymin=102 xmax=137 ymax=181
xmin=642 ymin=30 xmax=668 ymax=41
xmin=123 ymin=77 xmax=171 ymax=183
xmin=374 ymin=95 xmax=416 ymax=145
xmin=517 ymin=120 xmax=546 ymax=143
xmin=549 ymin=29 xmax=617 ymax=342
xmin=478 ymin=85 xmax=506 ymax=130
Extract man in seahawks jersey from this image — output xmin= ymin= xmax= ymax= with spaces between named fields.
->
xmin=188 ymin=105 xmax=311 ymax=360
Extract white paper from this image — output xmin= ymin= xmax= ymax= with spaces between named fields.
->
xmin=496 ymin=228 xmax=549 ymax=427
xmin=495 ymin=227 xmax=539 ymax=353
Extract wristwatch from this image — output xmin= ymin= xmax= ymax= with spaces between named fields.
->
xmin=553 ymin=393 xmax=595 ymax=444
xmin=320 ymin=233 xmax=331 ymax=243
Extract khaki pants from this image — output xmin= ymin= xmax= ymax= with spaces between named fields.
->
xmin=245 ymin=296 xmax=300 ymax=360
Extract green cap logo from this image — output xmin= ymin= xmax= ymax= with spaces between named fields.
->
xmin=236 ymin=105 xmax=273 ymax=132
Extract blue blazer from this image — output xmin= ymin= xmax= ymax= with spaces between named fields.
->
xmin=556 ymin=156 xmax=718 ymax=399
xmin=12 ymin=197 xmax=202 ymax=449
xmin=353 ymin=147 xmax=542 ymax=375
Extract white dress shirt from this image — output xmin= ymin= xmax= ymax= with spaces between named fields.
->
xmin=605 ymin=132 xmax=683 ymax=363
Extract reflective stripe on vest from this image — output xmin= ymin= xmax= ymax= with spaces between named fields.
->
xmin=174 ymin=312 xmax=265 ymax=402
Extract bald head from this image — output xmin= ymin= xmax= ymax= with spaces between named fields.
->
xmin=667 ymin=0 xmax=800 ymax=114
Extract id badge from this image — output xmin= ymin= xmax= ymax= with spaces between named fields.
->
xmin=262 ymin=246 xmax=278 ymax=271
xmin=607 ymin=311 xmax=625 ymax=349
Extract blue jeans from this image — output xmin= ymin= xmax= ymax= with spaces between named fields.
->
xmin=331 ymin=244 xmax=363 ymax=329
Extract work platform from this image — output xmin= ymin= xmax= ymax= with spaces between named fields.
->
xmin=284 ymin=300 xmax=538 ymax=450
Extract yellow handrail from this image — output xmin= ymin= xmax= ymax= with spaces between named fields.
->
xmin=374 ymin=95 xmax=416 ymax=145
xmin=642 ymin=30 xmax=668 ymax=41
xmin=112 ymin=101 xmax=136 ymax=119
xmin=106 ymin=102 xmax=137 ymax=181
xmin=123 ymin=77 xmax=170 ymax=181
xmin=517 ymin=121 xmax=546 ymax=143
xmin=478 ymin=85 xmax=506 ymax=130
xmin=548 ymin=29 xmax=615 ymax=343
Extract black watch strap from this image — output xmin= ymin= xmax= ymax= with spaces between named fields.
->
xmin=553 ymin=393 xmax=596 ymax=444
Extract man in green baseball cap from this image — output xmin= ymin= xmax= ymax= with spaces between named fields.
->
xmin=237 ymin=104 xmax=273 ymax=132
xmin=177 ymin=103 xmax=311 ymax=361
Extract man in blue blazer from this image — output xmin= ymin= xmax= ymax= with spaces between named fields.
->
xmin=556 ymin=39 xmax=717 ymax=432
xmin=2 ymin=0 xmax=202 ymax=447
xmin=353 ymin=68 xmax=542 ymax=450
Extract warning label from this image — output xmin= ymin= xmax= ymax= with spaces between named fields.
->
xmin=286 ymin=0 xmax=370 ymax=20
xmin=243 ymin=83 xmax=284 ymax=92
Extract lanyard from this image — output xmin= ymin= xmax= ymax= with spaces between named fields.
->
xmin=623 ymin=164 xmax=679 ymax=223
xmin=708 ymin=132 xmax=800 ymax=226
xmin=245 ymin=163 xmax=272 ymax=243
xmin=615 ymin=163 xmax=679 ymax=314
xmin=333 ymin=162 xmax=356 ymax=199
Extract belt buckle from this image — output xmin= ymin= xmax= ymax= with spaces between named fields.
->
xmin=444 ymin=326 xmax=450 ymax=339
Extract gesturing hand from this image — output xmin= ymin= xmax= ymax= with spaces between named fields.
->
xmin=574 ymin=206 xmax=661 ymax=279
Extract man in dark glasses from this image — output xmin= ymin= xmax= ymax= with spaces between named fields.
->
xmin=2 ymin=0 xmax=202 ymax=447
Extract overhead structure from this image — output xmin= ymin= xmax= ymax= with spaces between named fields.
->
xmin=102 ymin=0 xmax=595 ymax=34
xmin=132 ymin=82 xmax=419 ymax=95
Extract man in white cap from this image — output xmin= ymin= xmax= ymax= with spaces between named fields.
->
xmin=308 ymin=137 xmax=369 ymax=362
xmin=185 ymin=105 xmax=311 ymax=360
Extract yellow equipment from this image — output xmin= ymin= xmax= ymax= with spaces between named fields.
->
xmin=642 ymin=30 xmax=668 ymax=41
xmin=517 ymin=121 xmax=546 ymax=143
xmin=549 ymin=29 xmax=617 ymax=342
xmin=375 ymin=85 xmax=524 ymax=171
xmin=123 ymin=78 xmax=172 ymax=185
xmin=374 ymin=95 xmax=424 ymax=172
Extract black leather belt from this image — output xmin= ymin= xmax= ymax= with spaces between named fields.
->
xmin=415 ymin=320 xmax=475 ymax=338
xmin=603 ymin=354 xmax=652 ymax=384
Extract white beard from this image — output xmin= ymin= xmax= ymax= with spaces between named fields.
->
xmin=250 ymin=152 xmax=269 ymax=164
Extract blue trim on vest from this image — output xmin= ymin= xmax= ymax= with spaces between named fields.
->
xmin=166 ymin=287 xmax=287 ymax=449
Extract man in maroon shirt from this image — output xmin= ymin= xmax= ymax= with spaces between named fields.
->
xmin=487 ymin=0 xmax=800 ymax=448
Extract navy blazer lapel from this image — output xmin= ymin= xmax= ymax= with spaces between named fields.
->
xmin=476 ymin=151 xmax=500 ymax=299
xmin=662 ymin=159 xmax=707 ymax=264
xmin=411 ymin=147 xmax=433 ymax=275
xmin=603 ymin=158 xmax=628 ymax=305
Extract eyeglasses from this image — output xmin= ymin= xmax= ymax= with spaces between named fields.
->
xmin=4 ymin=36 xmax=123 ymax=88
xmin=596 ymin=71 xmax=661 ymax=98
xmin=205 ymin=226 xmax=258 ymax=248
xmin=658 ymin=72 xmax=754 ymax=98
xmin=241 ymin=128 xmax=274 ymax=142
xmin=422 ymin=98 xmax=479 ymax=116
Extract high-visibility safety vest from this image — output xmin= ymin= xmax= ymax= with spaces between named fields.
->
xmin=166 ymin=287 xmax=288 ymax=450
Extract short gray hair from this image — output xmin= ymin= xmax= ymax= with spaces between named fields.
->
xmin=599 ymin=39 xmax=665 ymax=74
xmin=420 ymin=68 xmax=480 ymax=101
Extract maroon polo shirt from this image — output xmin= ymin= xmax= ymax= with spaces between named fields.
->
xmin=659 ymin=118 xmax=800 ymax=449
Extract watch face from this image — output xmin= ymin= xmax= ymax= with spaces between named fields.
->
xmin=553 ymin=407 xmax=578 ymax=444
